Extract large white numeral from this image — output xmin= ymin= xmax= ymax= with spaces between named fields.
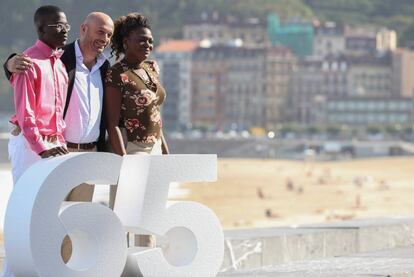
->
xmin=4 ymin=153 xmax=223 ymax=277
xmin=114 ymin=155 xmax=224 ymax=277
xmin=4 ymin=153 xmax=127 ymax=277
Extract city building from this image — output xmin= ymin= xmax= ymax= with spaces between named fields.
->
xmin=191 ymin=45 xmax=268 ymax=131
xmin=183 ymin=12 xmax=267 ymax=47
xmin=224 ymin=47 xmax=265 ymax=131
xmin=325 ymin=97 xmax=413 ymax=126
xmin=287 ymin=50 xmax=414 ymax=126
xmin=346 ymin=53 xmax=392 ymax=98
xmin=264 ymin=47 xmax=297 ymax=129
xmin=287 ymin=56 xmax=350 ymax=124
xmin=392 ymin=48 xmax=414 ymax=98
xmin=344 ymin=26 xmax=397 ymax=55
xmin=344 ymin=26 xmax=377 ymax=55
xmin=267 ymin=13 xmax=314 ymax=58
xmin=160 ymin=15 xmax=410 ymax=130
xmin=313 ymin=21 xmax=345 ymax=58
xmin=377 ymin=28 xmax=397 ymax=53
xmin=287 ymin=57 xmax=324 ymax=124
xmin=155 ymin=40 xmax=199 ymax=131
xmin=191 ymin=46 xmax=228 ymax=130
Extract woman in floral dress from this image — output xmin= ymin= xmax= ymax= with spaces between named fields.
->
xmin=105 ymin=12 xmax=169 ymax=157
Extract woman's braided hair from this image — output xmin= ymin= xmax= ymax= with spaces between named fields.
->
xmin=110 ymin=12 xmax=151 ymax=60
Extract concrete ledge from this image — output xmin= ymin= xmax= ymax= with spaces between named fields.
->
xmin=221 ymin=217 xmax=414 ymax=272
xmin=302 ymin=217 xmax=414 ymax=253
xmin=222 ymin=227 xmax=358 ymax=271
xmin=2 ymin=217 xmax=414 ymax=276
xmin=219 ymin=246 xmax=414 ymax=276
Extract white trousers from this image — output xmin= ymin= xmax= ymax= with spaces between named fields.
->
xmin=125 ymin=138 xmax=162 ymax=155
xmin=8 ymin=132 xmax=41 ymax=184
xmin=2 ymin=133 xmax=41 ymax=277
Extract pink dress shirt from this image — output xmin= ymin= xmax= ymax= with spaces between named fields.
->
xmin=10 ymin=40 xmax=68 ymax=154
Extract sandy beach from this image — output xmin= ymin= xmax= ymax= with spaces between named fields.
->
xmin=176 ymin=157 xmax=414 ymax=229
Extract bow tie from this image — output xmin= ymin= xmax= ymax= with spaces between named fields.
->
xmin=50 ymin=49 xmax=64 ymax=59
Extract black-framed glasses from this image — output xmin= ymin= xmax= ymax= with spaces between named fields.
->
xmin=47 ymin=23 xmax=71 ymax=32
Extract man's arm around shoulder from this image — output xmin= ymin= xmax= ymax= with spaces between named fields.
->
xmin=3 ymin=53 xmax=33 ymax=80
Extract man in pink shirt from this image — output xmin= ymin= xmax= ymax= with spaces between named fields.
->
xmin=3 ymin=6 xmax=70 ymax=276
xmin=8 ymin=5 xmax=70 ymax=187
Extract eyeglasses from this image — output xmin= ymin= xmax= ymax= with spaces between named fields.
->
xmin=47 ymin=23 xmax=71 ymax=32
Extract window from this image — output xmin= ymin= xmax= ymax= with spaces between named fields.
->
xmin=389 ymin=102 xmax=398 ymax=110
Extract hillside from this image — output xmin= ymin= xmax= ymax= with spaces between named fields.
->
xmin=1 ymin=0 xmax=413 ymax=50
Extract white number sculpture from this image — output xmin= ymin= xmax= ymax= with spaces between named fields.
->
xmin=4 ymin=153 xmax=127 ymax=277
xmin=115 ymin=155 xmax=223 ymax=277
xmin=4 ymin=153 xmax=223 ymax=277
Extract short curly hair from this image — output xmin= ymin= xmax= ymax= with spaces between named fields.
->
xmin=110 ymin=12 xmax=151 ymax=60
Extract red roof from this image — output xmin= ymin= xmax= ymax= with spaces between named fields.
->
xmin=156 ymin=40 xmax=199 ymax=53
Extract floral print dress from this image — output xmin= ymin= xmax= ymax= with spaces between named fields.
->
xmin=105 ymin=59 xmax=166 ymax=144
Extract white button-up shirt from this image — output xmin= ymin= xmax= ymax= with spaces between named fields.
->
xmin=64 ymin=40 xmax=106 ymax=144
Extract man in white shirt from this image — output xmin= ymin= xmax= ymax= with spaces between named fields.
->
xmin=64 ymin=40 xmax=106 ymax=149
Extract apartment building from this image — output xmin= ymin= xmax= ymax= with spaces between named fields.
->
xmin=155 ymin=40 xmax=199 ymax=131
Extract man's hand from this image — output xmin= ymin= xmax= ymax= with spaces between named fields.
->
xmin=7 ymin=54 xmax=33 ymax=73
xmin=39 ymin=146 xmax=69 ymax=158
